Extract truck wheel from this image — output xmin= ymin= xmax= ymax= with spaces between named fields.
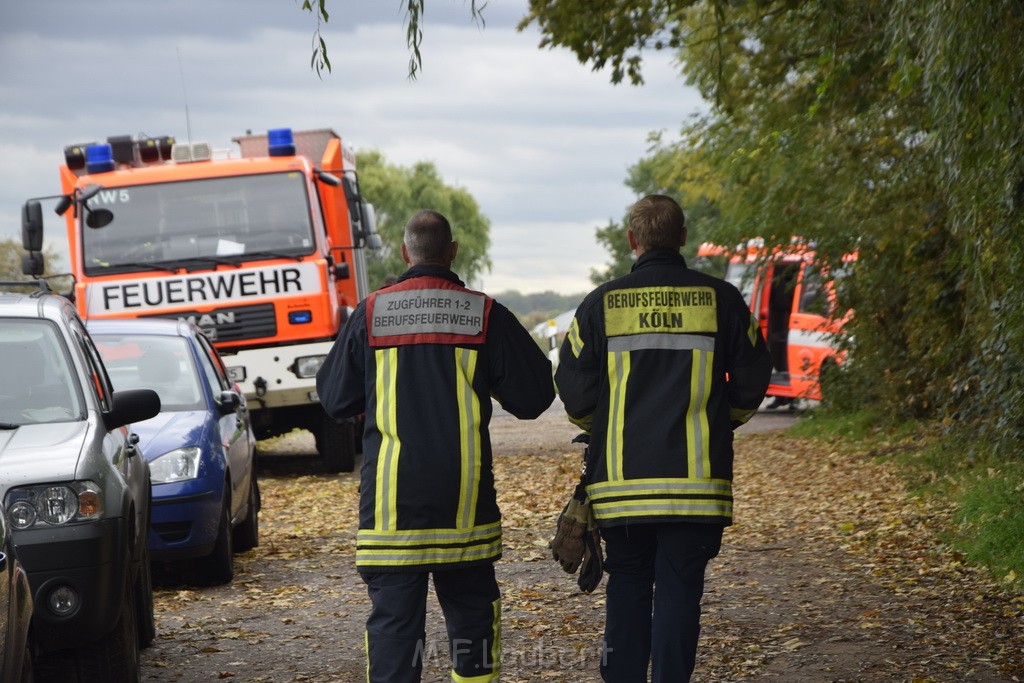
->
xmin=197 ymin=498 xmax=234 ymax=586
xmin=76 ymin=572 xmax=140 ymax=682
xmin=232 ymin=475 xmax=260 ymax=552
xmin=319 ymin=416 xmax=355 ymax=473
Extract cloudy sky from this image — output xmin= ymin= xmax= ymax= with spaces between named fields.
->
xmin=0 ymin=0 xmax=705 ymax=295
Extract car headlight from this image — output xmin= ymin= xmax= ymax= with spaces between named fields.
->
xmin=5 ymin=482 xmax=103 ymax=530
xmin=150 ymin=447 xmax=202 ymax=483
xmin=293 ymin=354 xmax=326 ymax=378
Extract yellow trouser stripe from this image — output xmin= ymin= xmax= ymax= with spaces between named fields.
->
xmin=364 ymin=631 xmax=370 ymax=683
xmin=686 ymin=349 xmax=713 ymax=479
xmin=374 ymin=348 xmax=400 ymax=530
xmin=490 ymin=597 xmax=501 ymax=674
xmin=606 ymin=350 xmax=629 ymax=481
xmin=455 ymin=348 xmax=481 ymax=530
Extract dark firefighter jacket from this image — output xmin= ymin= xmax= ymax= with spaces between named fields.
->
xmin=554 ymin=249 xmax=772 ymax=528
xmin=316 ymin=265 xmax=555 ymax=572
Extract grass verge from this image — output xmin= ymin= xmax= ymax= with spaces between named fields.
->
xmin=789 ymin=407 xmax=1024 ymax=591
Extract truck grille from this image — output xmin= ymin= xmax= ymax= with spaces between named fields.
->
xmin=142 ymin=303 xmax=277 ymax=342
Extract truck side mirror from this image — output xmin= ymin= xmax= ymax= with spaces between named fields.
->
xmin=334 ymin=262 xmax=351 ymax=280
xmin=22 ymin=201 xmax=43 ymax=251
xmin=22 ymin=252 xmax=44 ymax=277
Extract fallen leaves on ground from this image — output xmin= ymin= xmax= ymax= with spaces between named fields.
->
xmin=142 ymin=414 xmax=1023 ymax=682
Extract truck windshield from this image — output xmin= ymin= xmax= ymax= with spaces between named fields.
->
xmin=0 ymin=319 xmax=84 ymax=425
xmin=82 ymin=172 xmax=315 ymax=275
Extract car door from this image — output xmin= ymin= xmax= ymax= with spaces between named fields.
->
xmin=194 ymin=333 xmax=252 ymax=518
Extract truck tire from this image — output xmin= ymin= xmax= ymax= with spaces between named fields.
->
xmin=319 ymin=416 xmax=355 ymax=473
xmin=76 ymin=572 xmax=140 ymax=683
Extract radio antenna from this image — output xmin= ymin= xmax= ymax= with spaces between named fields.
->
xmin=176 ymin=47 xmax=193 ymax=144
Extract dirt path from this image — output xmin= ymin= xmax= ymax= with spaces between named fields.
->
xmin=138 ymin=402 xmax=1023 ymax=682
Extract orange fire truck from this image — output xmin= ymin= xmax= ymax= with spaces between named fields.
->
xmin=21 ymin=128 xmax=380 ymax=471
xmin=697 ymin=238 xmax=852 ymax=404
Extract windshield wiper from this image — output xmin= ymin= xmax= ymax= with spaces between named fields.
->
xmin=0 ymin=422 xmax=20 ymax=429
xmin=90 ymin=261 xmax=180 ymax=274
xmin=242 ymin=250 xmax=305 ymax=262
xmin=166 ymin=257 xmax=244 ymax=271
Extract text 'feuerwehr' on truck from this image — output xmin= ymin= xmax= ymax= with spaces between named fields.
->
xmin=21 ymin=127 xmax=382 ymax=472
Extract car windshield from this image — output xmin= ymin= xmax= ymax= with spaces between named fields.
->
xmin=93 ymin=334 xmax=205 ymax=411
xmin=81 ymin=172 xmax=315 ymax=276
xmin=0 ymin=319 xmax=84 ymax=425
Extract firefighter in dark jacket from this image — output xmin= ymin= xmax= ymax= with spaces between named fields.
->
xmin=554 ymin=195 xmax=772 ymax=682
xmin=316 ymin=209 xmax=555 ymax=683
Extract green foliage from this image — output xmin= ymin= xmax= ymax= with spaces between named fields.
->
xmin=0 ymin=238 xmax=71 ymax=292
xmin=491 ymin=290 xmax=585 ymax=319
xmin=355 ymin=150 xmax=492 ymax=290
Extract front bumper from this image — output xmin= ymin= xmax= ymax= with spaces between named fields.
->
xmin=149 ymin=478 xmax=222 ymax=562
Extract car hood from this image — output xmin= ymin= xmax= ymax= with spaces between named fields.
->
xmin=133 ymin=411 xmax=209 ymax=460
xmin=0 ymin=422 xmax=88 ymax=485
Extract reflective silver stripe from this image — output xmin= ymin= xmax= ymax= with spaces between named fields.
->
xmin=456 ymin=348 xmax=481 ymax=530
xmin=608 ymin=333 xmax=715 ymax=352
xmin=606 ymin=351 xmax=628 ymax=481
xmin=588 ymin=479 xmax=732 ymax=499
xmin=375 ymin=348 xmax=400 ymax=530
xmin=689 ymin=349 xmax=711 ymax=478
xmin=371 ymin=288 xmax=485 ymax=337
xmin=357 ymin=521 xmax=501 ymax=545
xmin=592 ymin=500 xmax=732 ymax=518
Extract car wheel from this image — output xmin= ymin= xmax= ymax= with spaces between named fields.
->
xmin=232 ymin=475 xmax=260 ymax=552
xmin=319 ymin=415 xmax=355 ymax=473
xmin=197 ymin=497 xmax=234 ymax=586
xmin=75 ymin=571 xmax=140 ymax=683
xmin=135 ymin=543 xmax=156 ymax=648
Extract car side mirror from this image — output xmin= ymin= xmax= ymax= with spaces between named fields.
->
xmin=217 ymin=390 xmax=242 ymax=415
xmin=104 ymin=389 xmax=161 ymax=430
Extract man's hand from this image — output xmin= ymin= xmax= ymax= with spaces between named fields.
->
xmin=549 ymin=497 xmax=589 ymax=573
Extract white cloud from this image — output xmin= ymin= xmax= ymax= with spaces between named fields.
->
xmin=0 ymin=2 xmax=704 ymax=294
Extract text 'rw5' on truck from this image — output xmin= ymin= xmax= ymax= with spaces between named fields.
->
xmin=22 ymin=127 xmax=382 ymax=472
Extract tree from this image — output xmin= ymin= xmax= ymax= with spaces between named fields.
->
xmin=356 ymin=150 xmax=492 ymax=289
xmin=0 ymin=238 xmax=71 ymax=292
xmin=302 ymin=0 xmax=486 ymax=79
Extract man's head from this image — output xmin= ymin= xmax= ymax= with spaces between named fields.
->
xmin=402 ymin=209 xmax=459 ymax=267
xmin=627 ymin=194 xmax=687 ymax=256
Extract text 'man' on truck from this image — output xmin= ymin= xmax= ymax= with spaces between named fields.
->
xmin=21 ymin=127 xmax=382 ymax=472
xmin=697 ymin=238 xmax=854 ymax=404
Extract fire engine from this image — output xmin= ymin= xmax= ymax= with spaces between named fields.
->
xmin=697 ymin=238 xmax=853 ymax=404
xmin=21 ymin=127 xmax=381 ymax=471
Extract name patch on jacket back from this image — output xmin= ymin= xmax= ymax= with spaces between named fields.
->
xmin=604 ymin=286 xmax=718 ymax=336
xmin=371 ymin=288 xmax=485 ymax=338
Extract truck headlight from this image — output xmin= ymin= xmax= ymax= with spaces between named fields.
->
xmin=150 ymin=447 xmax=201 ymax=483
xmin=5 ymin=482 xmax=103 ymax=529
xmin=293 ymin=354 xmax=326 ymax=378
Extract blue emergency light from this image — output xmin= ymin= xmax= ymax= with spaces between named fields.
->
xmin=288 ymin=310 xmax=312 ymax=325
xmin=85 ymin=144 xmax=116 ymax=174
xmin=268 ymin=128 xmax=296 ymax=157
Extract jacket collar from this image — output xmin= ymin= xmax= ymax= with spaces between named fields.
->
xmin=397 ymin=264 xmax=466 ymax=287
xmin=631 ymin=248 xmax=687 ymax=272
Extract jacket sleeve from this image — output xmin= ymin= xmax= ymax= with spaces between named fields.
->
xmin=315 ymin=303 xmax=368 ymax=419
xmin=553 ymin=298 xmax=602 ymax=432
xmin=487 ymin=302 xmax=556 ymax=419
xmin=723 ymin=286 xmax=773 ymax=427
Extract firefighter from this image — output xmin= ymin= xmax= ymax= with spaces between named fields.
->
xmin=316 ymin=209 xmax=555 ymax=683
xmin=554 ymin=195 xmax=772 ymax=682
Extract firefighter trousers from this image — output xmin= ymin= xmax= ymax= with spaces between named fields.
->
xmin=599 ymin=522 xmax=724 ymax=683
xmin=359 ymin=563 xmax=501 ymax=683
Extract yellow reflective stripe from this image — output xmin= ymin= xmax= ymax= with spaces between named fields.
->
xmin=568 ymin=413 xmax=592 ymax=432
xmin=587 ymin=478 xmax=732 ymax=499
xmin=365 ymin=631 xmax=370 ymax=683
xmin=455 ymin=348 xmax=481 ymax=530
xmin=747 ymin=315 xmax=759 ymax=346
xmin=453 ymin=671 xmax=500 ymax=682
xmin=606 ymin=351 xmax=629 ymax=481
xmin=592 ymin=498 xmax=733 ymax=520
xmin=604 ymin=286 xmax=718 ymax=336
xmin=356 ymin=538 xmax=502 ymax=567
xmin=374 ymin=348 xmax=400 ymax=530
xmin=566 ymin=317 xmax=584 ymax=357
xmin=490 ymin=597 xmax=501 ymax=674
xmin=357 ymin=521 xmax=501 ymax=545
xmin=686 ymin=349 xmax=713 ymax=479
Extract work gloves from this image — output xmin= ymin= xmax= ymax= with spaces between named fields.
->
xmin=549 ymin=434 xmax=604 ymax=593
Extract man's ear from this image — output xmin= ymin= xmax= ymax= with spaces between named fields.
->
xmin=401 ymin=243 xmax=412 ymax=265
xmin=627 ymin=230 xmax=639 ymax=253
xmin=449 ymin=241 xmax=459 ymax=263
xmin=681 ymin=226 xmax=688 ymax=248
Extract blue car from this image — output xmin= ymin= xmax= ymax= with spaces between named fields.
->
xmin=88 ymin=318 xmax=259 ymax=586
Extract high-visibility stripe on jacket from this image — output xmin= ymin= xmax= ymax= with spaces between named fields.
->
xmin=554 ymin=249 xmax=772 ymax=527
xmin=316 ymin=265 xmax=555 ymax=571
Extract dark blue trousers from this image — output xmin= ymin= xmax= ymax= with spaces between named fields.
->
xmin=599 ymin=522 xmax=724 ymax=682
xmin=359 ymin=563 xmax=501 ymax=683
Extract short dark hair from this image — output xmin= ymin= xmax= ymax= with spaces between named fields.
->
xmin=629 ymin=195 xmax=685 ymax=250
xmin=404 ymin=210 xmax=453 ymax=263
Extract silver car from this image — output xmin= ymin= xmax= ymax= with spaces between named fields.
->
xmin=0 ymin=282 xmax=160 ymax=682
